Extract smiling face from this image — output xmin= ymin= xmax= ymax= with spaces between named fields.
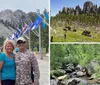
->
xmin=17 ymin=40 xmax=26 ymax=51
xmin=5 ymin=42 xmax=14 ymax=53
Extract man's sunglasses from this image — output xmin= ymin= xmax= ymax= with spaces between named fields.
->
xmin=17 ymin=40 xmax=26 ymax=44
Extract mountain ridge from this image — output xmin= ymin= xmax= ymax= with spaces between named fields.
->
xmin=58 ymin=1 xmax=100 ymax=15
xmin=0 ymin=9 xmax=36 ymax=38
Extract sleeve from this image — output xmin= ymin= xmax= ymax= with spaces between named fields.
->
xmin=30 ymin=53 xmax=40 ymax=85
xmin=0 ymin=53 xmax=4 ymax=80
xmin=0 ymin=53 xmax=5 ymax=62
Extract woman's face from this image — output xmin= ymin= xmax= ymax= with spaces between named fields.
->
xmin=5 ymin=42 xmax=14 ymax=53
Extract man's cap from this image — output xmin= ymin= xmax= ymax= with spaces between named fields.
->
xmin=17 ymin=37 xmax=26 ymax=42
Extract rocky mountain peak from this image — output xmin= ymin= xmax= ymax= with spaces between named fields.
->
xmin=83 ymin=1 xmax=93 ymax=13
xmin=60 ymin=1 xmax=100 ymax=15
xmin=0 ymin=9 xmax=35 ymax=38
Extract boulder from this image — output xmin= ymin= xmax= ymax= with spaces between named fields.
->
xmin=58 ymin=75 xmax=69 ymax=81
xmin=87 ymin=59 xmax=100 ymax=76
xmin=50 ymin=79 xmax=58 ymax=85
xmin=88 ymin=73 xmax=96 ymax=80
xmin=76 ymin=71 xmax=85 ymax=77
xmin=75 ymin=5 xmax=81 ymax=15
xmin=57 ymin=80 xmax=66 ymax=85
xmin=65 ymin=63 xmax=75 ymax=73
xmin=76 ymin=65 xmax=82 ymax=71
xmin=67 ymin=79 xmax=77 ymax=85
xmin=66 ymin=78 xmax=89 ymax=85
xmin=83 ymin=1 xmax=93 ymax=14
xmin=69 ymin=72 xmax=77 ymax=78
xmin=52 ymin=69 xmax=66 ymax=77
xmin=96 ymin=78 xmax=100 ymax=84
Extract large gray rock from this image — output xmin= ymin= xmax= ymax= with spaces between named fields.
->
xmin=65 ymin=64 xmax=75 ymax=73
xmin=90 ymin=5 xmax=98 ymax=14
xmin=58 ymin=75 xmax=69 ymax=81
xmin=69 ymin=72 xmax=77 ymax=78
xmin=76 ymin=65 xmax=82 ymax=71
xmin=67 ymin=80 xmax=77 ymax=85
xmin=66 ymin=78 xmax=89 ymax=85
xmin=98 ymin=6 xmax=100 ymax=14
xmin=50 ymin=79 xmax=58 ymax=85
xmin=0 ymin=23 xmax=15 ymax=38
xmin=60 ymin=1 xmax=100 ymax=15
xmin=75 ymin=5 xmax=81 ymax=15
xmin=83 ymin=1 xmax=93 ymax=14
xmin=96 ymin=78 xmax=100 ymax=84
xmin=52 ymin=69 xmax=66 ymax=77
xmin=62 ymin=7 xmax=74 ymax=15
xmin=88 ymin=73 xmax=96 ymax=80
xmin=87 ymin=59 xmax=100 ymax=76
xmin=76 ymin=71 xmax=85 ymax=77
xmin=61 ymin=63 xmax=75 ymax=73
xmin=0 ymin=9 xmax=36 ymax=39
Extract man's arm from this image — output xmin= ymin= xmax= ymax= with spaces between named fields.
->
xmin=31 ymin=53 xmax=40 ymax=85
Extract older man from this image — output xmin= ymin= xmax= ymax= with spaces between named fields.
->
xmin=15 ymin=37 xmax=40 ymax=85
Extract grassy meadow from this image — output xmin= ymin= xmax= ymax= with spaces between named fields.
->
xmin=51 ymin=27 xmax=100 ymax=42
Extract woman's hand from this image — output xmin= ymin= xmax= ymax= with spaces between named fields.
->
xmin=32 ymin=83 xmax=36 ymax=85
xmin=0 ymin=80 xmax=2 ymax=85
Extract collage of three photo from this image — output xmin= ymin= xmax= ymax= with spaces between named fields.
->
xmin=0 ymin=0 xmax=100 ymax=85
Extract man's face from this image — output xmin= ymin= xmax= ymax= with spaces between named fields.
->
xmin=17 ymin=40 xmax=26 ymax=50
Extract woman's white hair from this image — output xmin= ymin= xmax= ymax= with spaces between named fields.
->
xmin=3 ymin=40 xmax=15 ymax=53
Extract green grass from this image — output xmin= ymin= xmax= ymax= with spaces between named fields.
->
xmin=51 ymin=29 xmax=100 ymax=42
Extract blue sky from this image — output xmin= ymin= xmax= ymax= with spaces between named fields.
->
xmin=51 ymin=0 xmax=100 ymax=16
xmin=0 ymin=0 xmax=49 ymax=13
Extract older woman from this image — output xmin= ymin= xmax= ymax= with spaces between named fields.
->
xmin=0 ymin=40 xmax=16 ymax=85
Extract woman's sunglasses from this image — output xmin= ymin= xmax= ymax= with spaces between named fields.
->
xmin=17 ymin=40 xmax=26 ymax=44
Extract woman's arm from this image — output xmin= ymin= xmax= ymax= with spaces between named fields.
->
xmin=0 ymin=53 xmax=5 ymax=85
xmin=0 ymin=61 xmax=3 ymax=85
xmin=31 ymin=53 xmax=40 ymax=85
